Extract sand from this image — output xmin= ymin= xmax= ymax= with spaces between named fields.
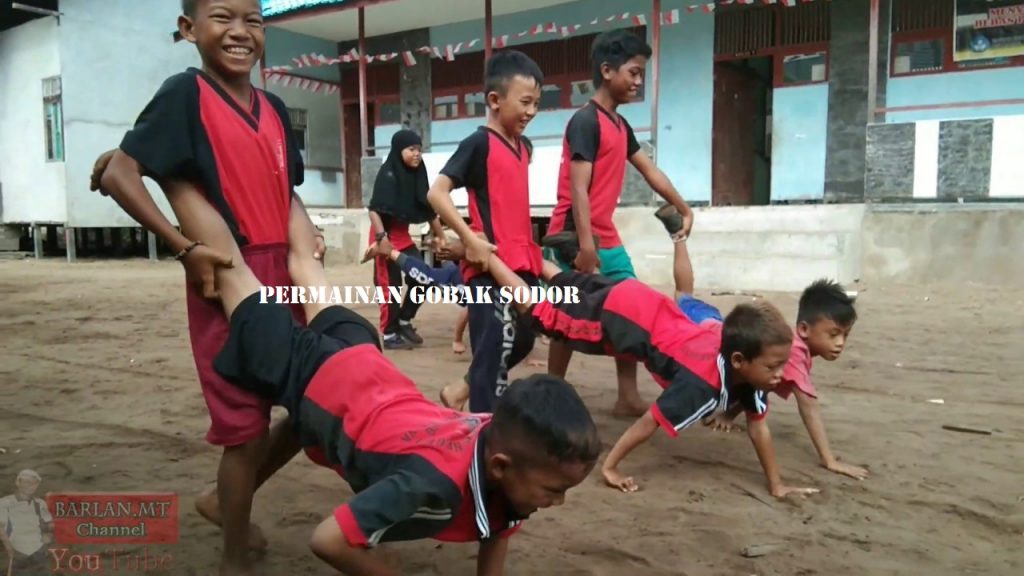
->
xmin=0 ymin=257 xmax=1021 ymax=575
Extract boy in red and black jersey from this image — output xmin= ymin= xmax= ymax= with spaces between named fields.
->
xmin=427 ymin=51 xmax=546 ymax=414
xmin=161 ymin=183 xmax=601 ymax=576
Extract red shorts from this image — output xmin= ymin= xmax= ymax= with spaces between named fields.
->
xmin=186 ymin=242 xmax=306 ymax=446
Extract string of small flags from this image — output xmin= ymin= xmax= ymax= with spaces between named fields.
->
xmin=265 ymin=0 xmax=821 ymax=94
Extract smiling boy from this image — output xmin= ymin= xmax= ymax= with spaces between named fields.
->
xmin=96 ymin=1 xmax=317 ymax=573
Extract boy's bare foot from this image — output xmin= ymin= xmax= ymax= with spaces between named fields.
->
xmin=702 ymin=413 xmax=740 ymax=432
xmin=195 ymin=491 xmax=268 ymax=551
xmin=439 ymin=378 xmax=469 ymax=411
xmin=824 ymin=460 xmax=869 ymax=480
xmin=612 ymin=399 xmax=647 ymax=419
xmin=451 ymin=340 xmax=466 ymax=354
xmin=601 ymin=467 xmax=638 ymax=493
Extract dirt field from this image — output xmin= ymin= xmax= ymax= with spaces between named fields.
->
xmin=0 ymin=257 xmax=1021 ymax=576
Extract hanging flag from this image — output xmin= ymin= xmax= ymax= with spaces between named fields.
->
xmin=545 ymin=22 xmax=557 ymax=33
xmin=633 ymin=14 xmax=647 ymax=26
xmin=493 ymin=34 xmax=509 ymax=48
xmin=444 ymin=45 xmax=455 ymax=61
xmin=662 ymin=8 xmax=680 ymax=24
xmin=529 ymin=23 xmax=544 ymax=35
xmin=402 ymin=50 xmax=417 ymax=66
xmin=468 ymin=38 xmax=480 ymax=48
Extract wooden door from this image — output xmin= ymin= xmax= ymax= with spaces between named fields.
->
xmin=712 ymin=62 xmax=759 ymax=206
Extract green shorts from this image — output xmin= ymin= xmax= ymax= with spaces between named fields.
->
xmin=544 ymin=244 xmax=637 ymax=281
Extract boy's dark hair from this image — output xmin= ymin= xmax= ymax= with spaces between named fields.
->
xmin=591 ymin=29 xmax=652 ymax=85
xmin=489 ymin=374 xmax=601 ymax=465
xmin=181 ymin=0 xmax=198 ymax=17
xmin=721 ymin=301 xmax=793 ymax=361
xmin=485 ymin=50 xmax=544 ymax=96
xmin=797 ymin=279 xmax=857 ymax=327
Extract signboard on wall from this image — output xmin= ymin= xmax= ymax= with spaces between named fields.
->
xmin=261 ymin=0 xmax=347 ymax=18
xmin=954 ymin=0 xmax=1024 ymax=61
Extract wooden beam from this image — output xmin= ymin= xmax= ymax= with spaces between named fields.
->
xmin=651 ymin=0 xmax=662 ymax=153
xmin=867 ymin=0 xmax=880 ymax=123
xmin=484 ymin=0 xmax=493 ymax=67
xmin=358 ymin=6 xmax=369 ymax=157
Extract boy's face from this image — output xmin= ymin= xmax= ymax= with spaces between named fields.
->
xmin=731 ymin=343 xmax=791 ymax=391
xmin=179 ymin=0 xmax=265 ymax=81
xmin=799 ymin=318 xmax=853 ymax=361
xmin=488 ymin=76 xmax=541 ymax=137
xmin=602 ymin=56 xmax=647 ymax=104
xmin=489 ymin=454 xmax=593 ymax=517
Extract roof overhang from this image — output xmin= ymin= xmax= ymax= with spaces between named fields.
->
xmin=266 ymin=0 xmax=578 ymax=43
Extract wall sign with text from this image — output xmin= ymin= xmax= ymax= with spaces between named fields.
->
xmin=954 ymin=0 xmax=1024 ymax=61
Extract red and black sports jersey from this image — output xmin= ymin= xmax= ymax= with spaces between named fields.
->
xmin=440 ymin=127 xmax=542 ymax=283
xmin=119 ymin=68 xmax=304 ymax=247
xmin=213 ymin=299 xmax=526 ymax=549
xmin=530 ymin=272 xmax=768 ymax=436
xmin=547 ymin=101 xmax=642 ymax=249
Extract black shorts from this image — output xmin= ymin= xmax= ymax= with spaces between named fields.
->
xmin=213 ymin=293 xmax=380 ymax=414
xmin=529 ymin=270 xmax=621 ymax=356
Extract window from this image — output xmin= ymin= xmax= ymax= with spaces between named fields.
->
xmin=42 ymin=76 xmax=63 ymax=162
xmin=892 ymin=39 xmax=944 ymax=75
xmin=378 ymin=100 xmax=401 ymax=125
xmin=540 ymin=85 xmax=563 ymax=111
xmin=570 ymin=80 xmax=596 ymax=107
xmin=781 ymin=51 xmax=828 ymax=84
xmin=465 ymin=92 xmax=487 ymax=118
xmin=288 ymin=107 xmax=308 ymax=162
xmin=433 ymin=94 xmax=459 ymax=120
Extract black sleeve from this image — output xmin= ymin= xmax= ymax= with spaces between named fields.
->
xmin=522 ymin=135 xmax=534 ymax=162
xmin=264 ymin=91 xmax=305 ymax=189
xmin=440 ymin=130 xmax=488 ymax=190
xmin=651 ymin=374 xmax=721 ymax=437
xmin=732 ymin=384 xmax=770 ymax=420
xmin=565 ymin=107 xmax=600 ymax=163
xmin=119 ymin=72 xmax=200 ymax=182
xmin=621 ymin=115 xmax=642 ymax=158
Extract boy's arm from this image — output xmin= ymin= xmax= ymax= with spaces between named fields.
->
xmin=394 ymin=250 xmax=463 ymax=288
xmin=291 ymin=193 xmax=326 ymax=261
xmin=427 ymin=175 xmax=495 ymax=269
xmin=794 ymin=390 xmax=869 ymax=480
xmin=601 ymin=410 xmax=658 ymax=492
xmin=569 ymin=161 xmax=599 ymax=272
xmin=310 ymin=518 xmax=397 ymax=576
xmin=746 ymin=415 xmax=819 ymax=499
xmin=477 ymin=537 xmax=510 ymax=576
xmin=628 ymin=147 xmax=693 ymax=238
xmin=101 ymin=152 xmax=193 ymax=255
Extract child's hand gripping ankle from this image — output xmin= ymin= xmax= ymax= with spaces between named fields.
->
xmin=179 ymin=241 xmax=234 ymax=299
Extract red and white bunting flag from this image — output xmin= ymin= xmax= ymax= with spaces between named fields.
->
xmin=302 ymin=54 xmax=314 ymax=67
xmin=560 ymin=25 xmax=571 ymax=37
xmin=366 ymin=54 xmax=376 ymax=63
xmin=468 ymin=38 xmax=480 ymax=48
xmin=739 ymin=0 xmax=755 ymax=4
xmin=310 ymin=81 xmax=321 ymax=93
xmin=281 ymin=75 xmax=293 ymax=87
xmin=292 ymin=57 xmax=303 ymax=67
xmin=529 ymin=23 xmax=544 ymax=35
xmin=633 ymin=14 xmax=647 ymax=26
xmin=417 ymin=45 xmax=432 ymax=54
xmin=402 ymin=50 xmax=417 ymax=66
xmin=432 ymin=46 xmax=442 ymax=59
xmin=444 ymin=44 xmax=455 ymax=61
xmin=267 ymin=74 xmax=278 ymax=85
xmin=702 ymin=3 xmax=715 ymax=13
xmin=783 ymin=0 xmax=797 ymax=5
xmin=299 ymin=78 xmax=311 ymax=90
xmin=590 ymin=17 xmax=599 ymax=25
xmin=606 ymin=14 xmax=618 ymax=22
xmin=763 ymin=0 xmax=779 ymax=5
xmin=348 ymin=48 xmax=359 ymax=60
xmin=453 ymin=41 xmax=464 ymax=53
xmin=328 ymin=85 xmax=339 ymax=95
xmin=545 ymin=22 xmax=557 ymax=33
xmin=493 ymin=34 xmax=509 ymax=48
xmin=662 ymin=8 xmax=680 ymax=24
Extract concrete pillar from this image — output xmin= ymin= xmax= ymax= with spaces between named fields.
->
xmin=65 ymin=227 xmax=76 ymax=262
xmin=824 ymin=0 xmax=890 ymax=202
xmin=32 ymin=224 xmax=43 ymax=259
xmin=397 ymin=28 xmax=432 ymax=149
xmin=147 ymin=231 xmax=158 ymax=261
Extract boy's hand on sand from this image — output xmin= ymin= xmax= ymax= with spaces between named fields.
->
xmin=825 ymin=460 xmax=869 ymax=480
xmin=770 ymin=485 xmax=820 ymax=499
xmin=183 ymin=245 xmax=234 ymax=299
xmin=89 ymin=149 xmax=116 ymax=195
xmin=466 ymin=236 xmax=497 ymax=270
xmin=602 ymin=467 xmax=638 ymax=493
xmin=702 ymin=413 xmax=740 ymax=432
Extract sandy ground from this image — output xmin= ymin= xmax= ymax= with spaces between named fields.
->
xmin=0 ymin=256 xmax=1021 ymax=576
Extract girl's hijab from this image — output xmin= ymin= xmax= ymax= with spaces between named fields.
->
xmin=368 ymin=129 xmax=435 ymax=224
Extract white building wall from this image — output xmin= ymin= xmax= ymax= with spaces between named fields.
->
xmin=0 ymin=17 xmax=65 ymax=224
xmin=58 ymin=0 xmax=201 ymax=228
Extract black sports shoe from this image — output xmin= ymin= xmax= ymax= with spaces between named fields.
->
xmin=654 ymin=204 xmax=684 ymax=236
xmin=383 ymin=333 xmax=415 ymax=350
xmin=541 ymin=231 xmax=602 ymax=265
xmin=397 ymin=322 xmax=424 ymax=346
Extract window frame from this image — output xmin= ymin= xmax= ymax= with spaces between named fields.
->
xmin=890 ymin=27 xmax=1024 ymax=78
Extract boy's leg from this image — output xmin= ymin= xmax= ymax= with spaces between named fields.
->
xmin=593 ymin=245 xmax=645 ymax=418
xmin=397 ymin=245 xmax=426 ymax=344
xmin=163 ymin=183 xmax=276 ymax=572
xmin=672 ymin=237 xmax=695 ymax=301
xmin=452 ymin=307 xmax=469 ymax=354
xmin=374 ymin=249 xmax=406 ymax=347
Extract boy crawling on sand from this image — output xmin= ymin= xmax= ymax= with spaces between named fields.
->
xmin=163 ymin=182 xmax=601 ymax=575
xmin=475 ymin=207 xmax=815 ymax=496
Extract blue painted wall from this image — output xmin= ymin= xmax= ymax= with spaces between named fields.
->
xmin=264 ymin=27 xmax=340 ymax=82
xmin=771 ymin=84 xmax=828 ymax=201
xmin=375 ymin=0 xmax=715 ymax=202
xmin=886 ymin=67 xmax=1024 ymax=123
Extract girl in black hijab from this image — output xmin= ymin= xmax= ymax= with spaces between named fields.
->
xmin=367 ymin=129 xmax=446 ymax=349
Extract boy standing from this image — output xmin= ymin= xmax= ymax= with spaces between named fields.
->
xmin=96 ymin=1 xmax=317 ymax=573
xmin=702 ymin=280 xmax=869 ymax=483
xmin=426 ymin=51 xmax=545 ymax=413
xmin=156 ymin=183 xmax=602 ymax=575
xmin=542 ymin=29 xmax=694 ymax=418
